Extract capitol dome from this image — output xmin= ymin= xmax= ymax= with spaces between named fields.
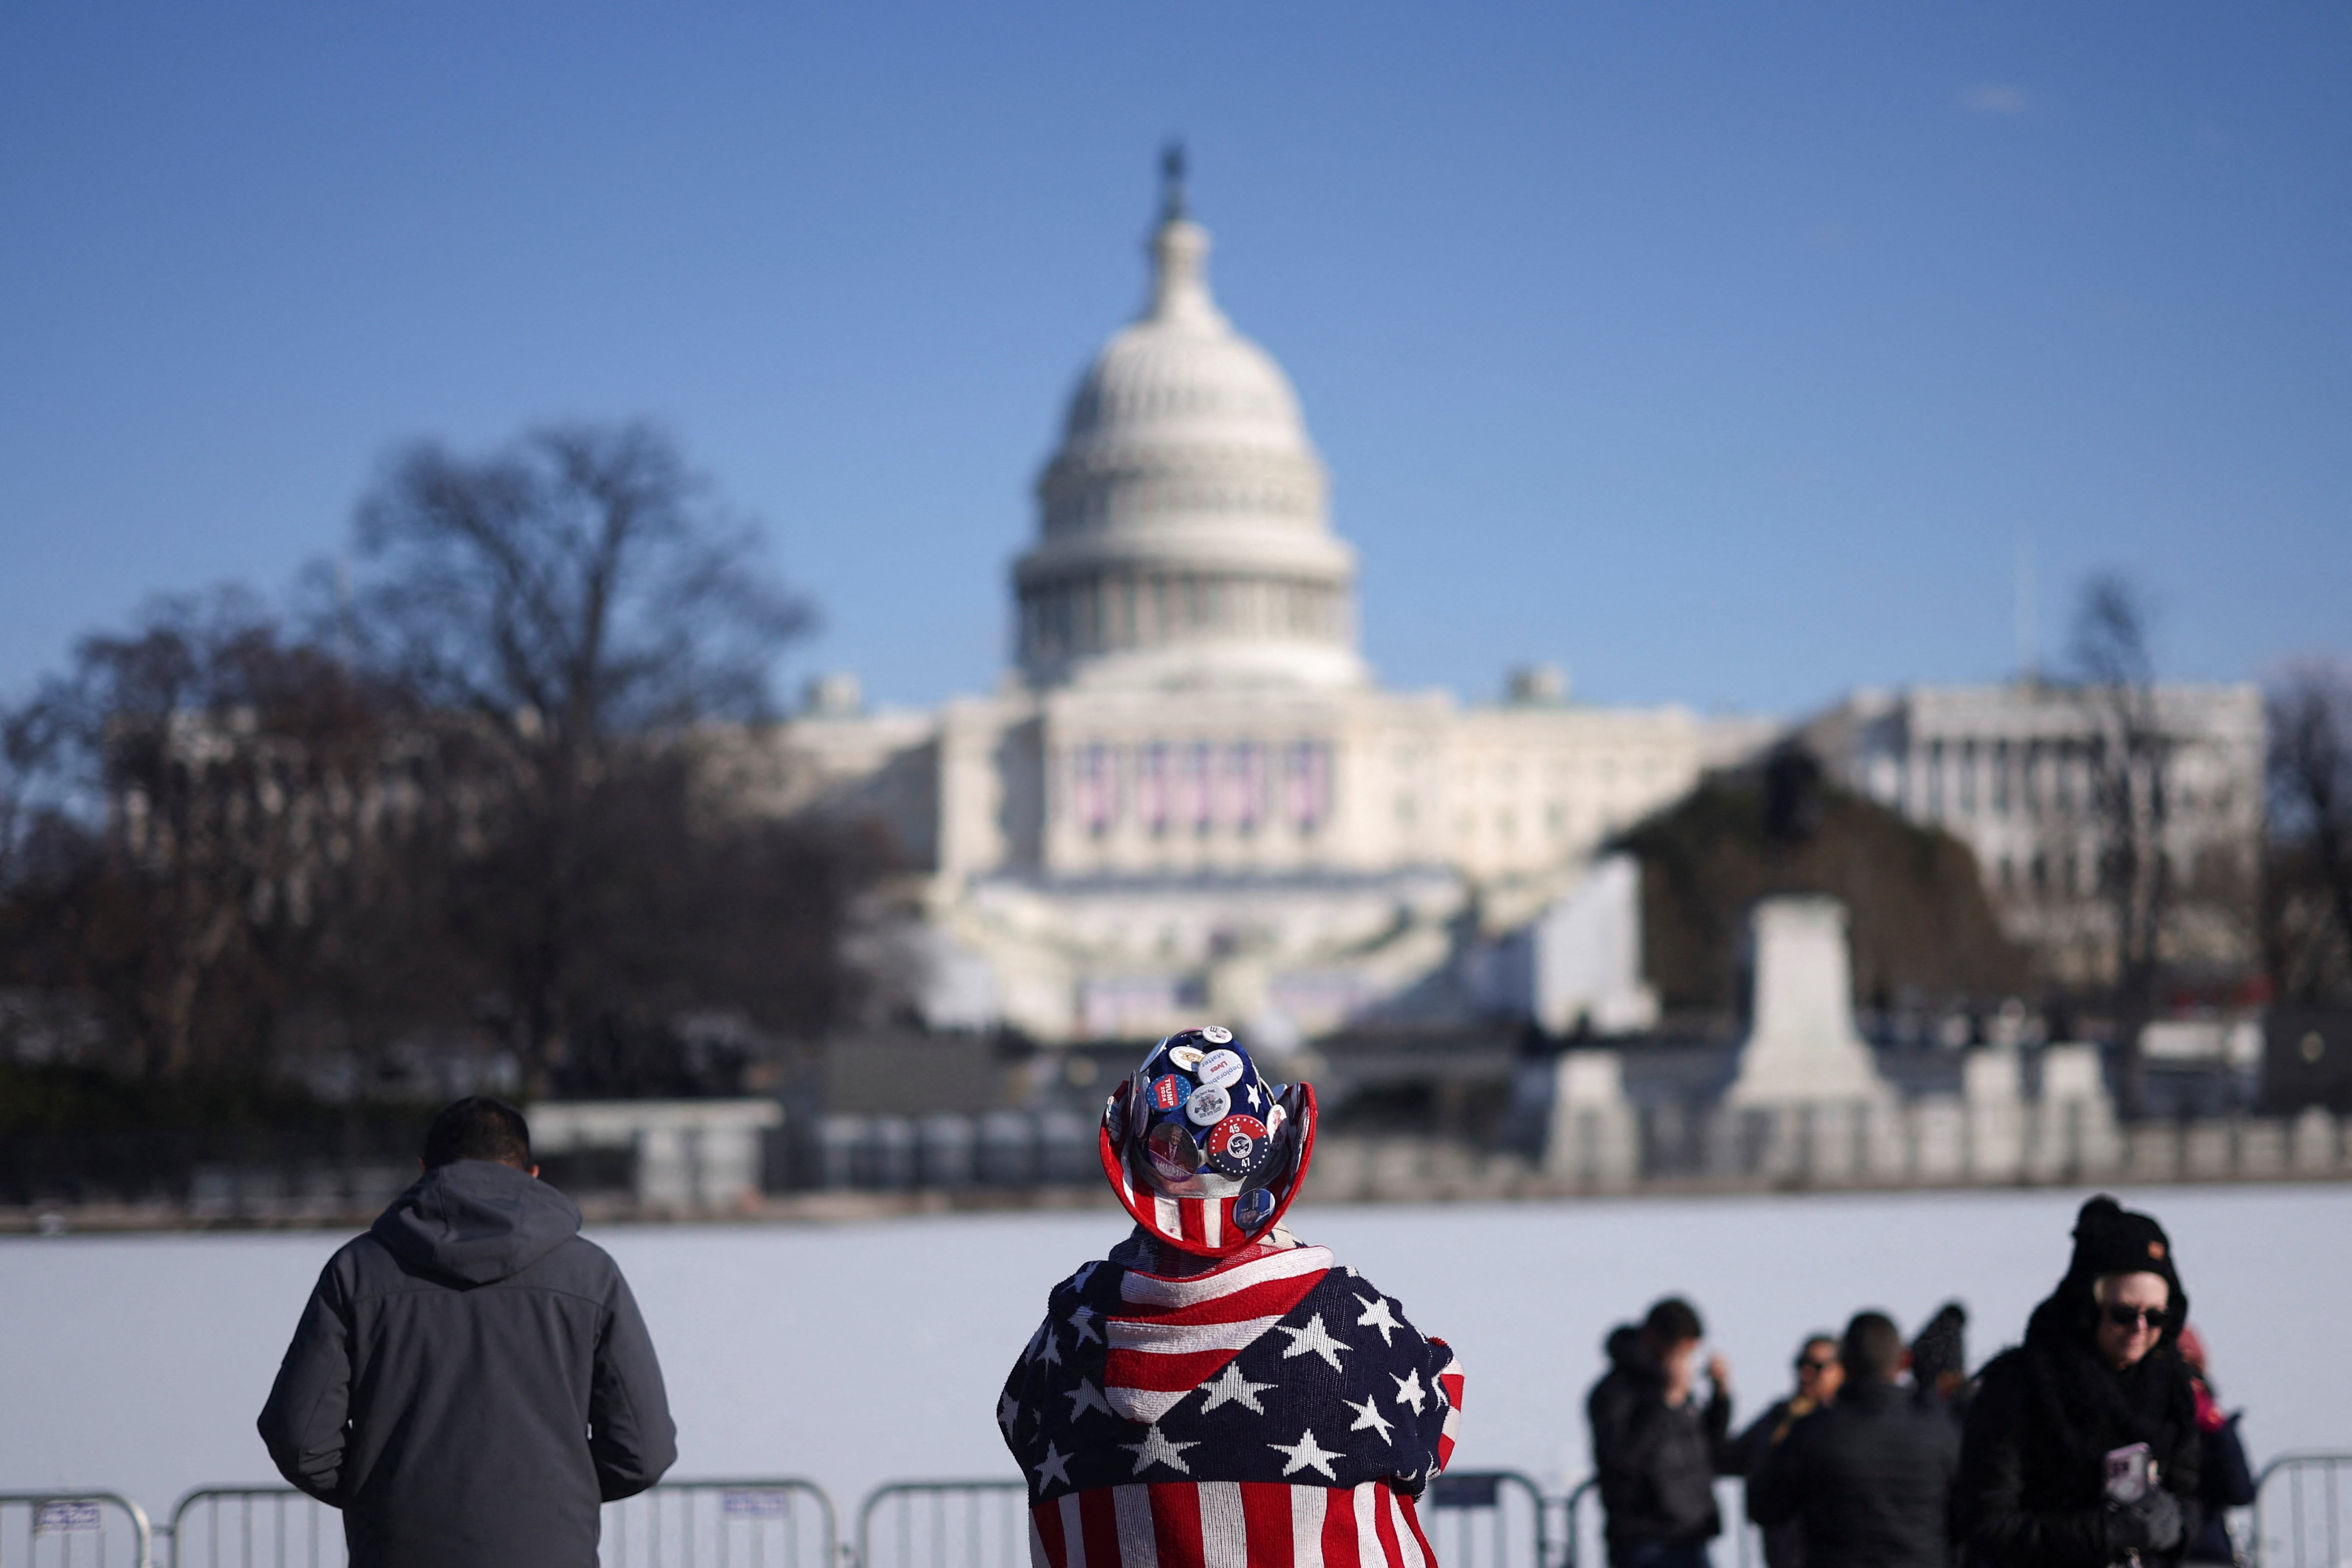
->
xmin=1014 ymin=156 xmax=1365 ymax=692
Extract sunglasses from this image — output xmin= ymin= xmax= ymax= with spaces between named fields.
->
xmin=2103 ymin=1303 xmax=2170 ymax=1331
xmin=1797 ymin=1356 xmax=1837 ymax=1373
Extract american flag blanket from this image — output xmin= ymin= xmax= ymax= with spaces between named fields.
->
xmin=999 ymin=1235 xmax=1465 ymax=1568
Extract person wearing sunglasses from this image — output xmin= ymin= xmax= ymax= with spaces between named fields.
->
xmin=1956 ymin=1195 xmax=2204 ymax=1568
xmin=1726 ymin=1335 xmax=1844 ymax=1568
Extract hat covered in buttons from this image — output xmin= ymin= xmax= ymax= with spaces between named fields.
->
xmin=1099 ymin=1026 xmax=1316 ymax=1257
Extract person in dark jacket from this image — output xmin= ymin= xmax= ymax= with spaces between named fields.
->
xmin=1957 ymin=1195 xmax=2203 ymax=1568
xmin=258 ymin=1097 xmax=678 ymax=1568
xmin=2173 ymin=1326 xmax=2257 ymax=1565
xmin=1727 ymin=1333 xmax=1844 ymax=1568
xmin=1748 ymin=1311 xmax=1960 ymax=1568
xmin=1909 ymin=1302 xmax=1971 ymax=1434
xmin=1588 ymin=1296 xmax=1738 ymax=1568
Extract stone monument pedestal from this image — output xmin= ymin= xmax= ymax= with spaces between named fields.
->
xmin=1724 ymin=896 xmax=1892 ymax=1108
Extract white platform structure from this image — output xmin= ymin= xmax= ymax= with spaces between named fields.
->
xmin=1724 ymin=896 xmax=1894 ymax=1107
xmin=719 ymin=158 xmax=1768 ymax=1045
xmin=529 ymin=1099 xmax=783 ymax=1214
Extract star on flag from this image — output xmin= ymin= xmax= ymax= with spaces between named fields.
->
xmin=1032 ymin=1441 xmax=1072 ymax=1489
xmin=1268 ymin=1426 xmax=1342 ymax=1481
xmin=1197 ymin=1362 xmax=1275 ymax=1414
xmin=1121 ymin=1424 xmax=1199 ymax=1476
xmin=1278 ymin=1312 xmax=1350 ymax=1370
xmin=997 ymin=1390 xmax=1021 ymax=1431
xmin=1354 ymin=1293 xmax=1403 ymax=1346
xmin=1343 ymin=1393 xmax=1394 ymax=1442
xmin=1069 ymin=1304 xmax=1103 ymax=1346
xmin=1391 ymin=1368 xmax=1428 ymax=1414
xmin=1064 ymin=1378 xmax=1114 ymax=1421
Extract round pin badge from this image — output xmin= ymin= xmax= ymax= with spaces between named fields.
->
xmin=1206 ymin=1114 xmax=1271 ymax=1178
xmin=1147 ymin=1073 xmax=1189 ymax=1113
xmin=1200 ymin=1025 xmax=1233 ymax=1044
xmin=1146 ymin=1119 xmax=1203 ymax=1182
xmin=1234 ymin=1186 xmax=1276 ymax=1228
xmin=1266 ymin=1101 xmax=1287 ymax=1134
xmin=1105 ymin=1098 xmax=1127 ymax=1140
xmin=1167 ymin=1045 xmax=1204 ymax=1071
xmin=1196 ymin=1049 xmax=1245 ymax=1090
xmin=1184 ymin=1083 xmax=1231 ymax=1126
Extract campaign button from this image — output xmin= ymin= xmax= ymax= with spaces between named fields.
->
xmin=1167 ymin=1045 xmax=1204 ymax=1071
xmin=1146 ymin=1119 xmax=1203 ymax=1182
xmin=1234 ymin=1186 xmax=1276 ymax=1228
xmin=1147 ymin=1074 xmax=1189 ymax=1113
xmin=1196 ymin=1049 xmax=1245 ymax=1090
xmin=1200 ymin=1025 xmax=1233 ymax=1044
xmin=1184 ymin=1083 xmax=1231 ymax=1126
xmin=1206 ymin=1114 xmax=1271 ymax=1177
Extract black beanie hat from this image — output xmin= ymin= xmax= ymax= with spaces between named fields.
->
xmin=2067 ymin=1195 xmax=2187 ymax=1324
xmin=1910 ymin=1301 xmax=1968 ymax=1383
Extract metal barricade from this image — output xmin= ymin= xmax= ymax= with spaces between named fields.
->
xmin=166 ymin=1488 xmax=338 ymax=1568
xmin=163 ymin=1480 xmax=836 ymax=1568
xmin=1423 ymin=1471 xmax=1550 ymax=1568
xmin=857 ymin=1481 xmax=1031 ymax=1568
xmin=605 ymin=1480 xmax=837 ymax=1568
xmin=2252 ymin=1451 xmax=2352 ymax=1568
xmin=1559 ymin=1477 xmax=1757 ymax=1568
xmin=0 ymin=1492 xmax=154 ymax=1568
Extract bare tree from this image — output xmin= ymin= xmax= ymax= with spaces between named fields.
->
xmin=340 ymin=421 xmax=817 ymax=1092
xmin=2268 ymin=660 xmax=2352 ymax=1001
xmin=2069 ymin=574 xmax=2172 ymax=1116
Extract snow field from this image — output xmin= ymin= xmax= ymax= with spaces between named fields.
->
xmin=0 ymin=1184 xmax=2344 ymax=1524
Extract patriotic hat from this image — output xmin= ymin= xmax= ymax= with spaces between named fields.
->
xmin=1099 ymin=1026 xmax=1316 ymax=1258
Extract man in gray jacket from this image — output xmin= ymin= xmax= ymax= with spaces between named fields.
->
xmin=258 ymin=1097 xmax=677 ymax=1568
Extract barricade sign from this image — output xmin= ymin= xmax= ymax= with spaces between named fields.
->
xmin=0 ymin=1492 xmax=153 ymax=1568
xmin=2252 ymin=1451 xmax=2352 ymax=1568
xmin=858 ymin=1480 xmax=1031 ymax=1568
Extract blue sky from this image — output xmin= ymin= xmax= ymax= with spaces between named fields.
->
xmin=3 ymin=4 xmax=2346 ymax=717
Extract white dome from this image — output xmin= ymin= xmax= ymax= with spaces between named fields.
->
xmin=1014 ymin=178 xmax=1364 ymax=693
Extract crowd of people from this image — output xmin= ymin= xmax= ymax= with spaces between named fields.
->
xmin=250 ymin=1034 xmax=2261 ymax=1568
xmin=1584 ymin=1199 xmax=2258 ymax=1568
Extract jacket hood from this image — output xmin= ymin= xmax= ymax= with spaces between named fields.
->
xmin=1605 ymin=1324 xmax=1661 ymax=1380
xmin=371 ymin=1159 xmax=581 ymax=1285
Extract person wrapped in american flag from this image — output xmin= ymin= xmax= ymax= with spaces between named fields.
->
xmin=1000 ymin=1027 xmax=1465 ymax=1568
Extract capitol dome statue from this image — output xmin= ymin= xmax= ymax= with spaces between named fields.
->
xmin=1015 ymin=148 xmax=1366 ymax=692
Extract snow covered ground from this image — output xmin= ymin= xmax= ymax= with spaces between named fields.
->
xmin=2 ymin=1184 xmax=2345 ymax=1521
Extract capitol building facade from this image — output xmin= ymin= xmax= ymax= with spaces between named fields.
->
xmin=733 ymin=174 xmax=1773 ymax=1045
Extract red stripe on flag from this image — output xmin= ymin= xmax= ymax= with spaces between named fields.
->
xmin=1237 ymin=1483 xmax=1292 ymax=1568
xmin=1178 ymin=1200 xmax=1207 ymax=1245
xmin=1103 ymin=1347 xmax=1253 ymax=1392
xmin=1080 ymin=1487 xmax=1122 ymax=1568
xmin=1369 ymin=1484 xmax=1404 ymax=1568
xmin=1115 ymin=1275 xmax=1324 ymax=1326
xmin=1149 ymin=1483 xmax=1204 ymax=1568
xmin=1399 ymin=1493 xmax=1436 ymax=1568
xmin=1321 ymin=1484 xmax=1362 ymax=1568
xmin=1034 ymin=1502 xmax=1069 ymax=1568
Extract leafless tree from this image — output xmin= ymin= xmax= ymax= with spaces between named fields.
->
xmin=339 ymin=421 xmax=818 ymax=1092
xmin=2069 ymin=574 xmax=2172 ymax=1116
xmin=2268 ymin=660 xmax=2352 ymax=1001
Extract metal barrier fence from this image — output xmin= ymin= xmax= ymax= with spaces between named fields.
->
xmin=1421 ymin=1471 xmax=1548 ymax=1568
xmin=2252 ymin=1451 xmax=2352 ymax=1568
xmin=0 ymin=1492 xmax=154 ymax=1568
xmin=160 ymin=1480 xmax=834 ymax=1568
xmin=857 ymin=1481 xmax=1030 ymax=1568
xmin=1559 ymin=1477 xmax=1760 ymax=1568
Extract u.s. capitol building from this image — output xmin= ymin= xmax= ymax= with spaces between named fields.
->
xmin=728 ymin=170 xmax=1772 ymax=1045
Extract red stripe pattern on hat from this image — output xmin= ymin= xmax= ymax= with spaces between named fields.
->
xmin=1027 ymin=1481 xmax=1437 ymax=1568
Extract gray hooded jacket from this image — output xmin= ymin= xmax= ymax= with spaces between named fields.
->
xmin=257 ymin=1160 xmax=677 ymax=1568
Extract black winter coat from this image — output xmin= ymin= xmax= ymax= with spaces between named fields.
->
xmin=257 ymin=1161 xmax=678 ymax=1568
xmin=1748 ymin=1379 xmax=1960 ymax=1568
xmin=1588 ymin=1326 xmax=1736 ymax=1552
xmin=1955 ymin=1298 xmax=2201 ymax=1568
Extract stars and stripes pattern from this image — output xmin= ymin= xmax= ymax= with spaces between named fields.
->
xmin=1002 ymin=1237 xmax=1465 ymax=1568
